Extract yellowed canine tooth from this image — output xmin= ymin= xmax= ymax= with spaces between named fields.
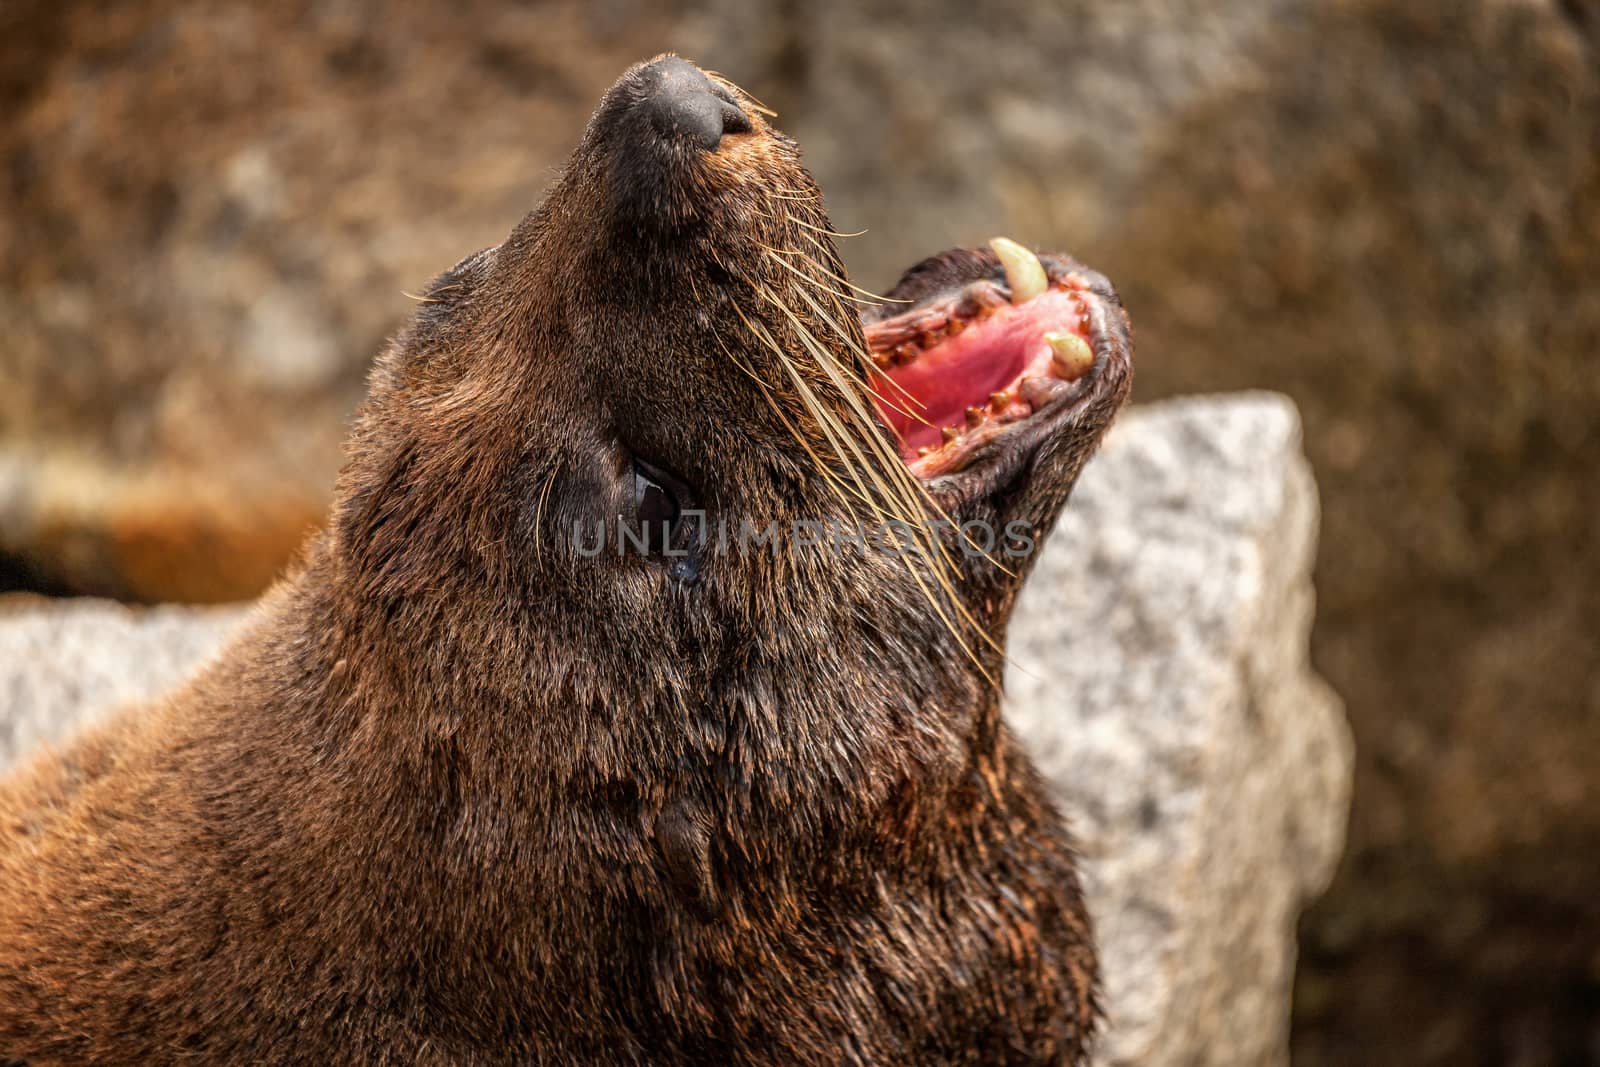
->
xmin=1045 ymin=330 xmax=1095 ymax=379
xmin=990 ymin=237 xmax=1048 ymax=304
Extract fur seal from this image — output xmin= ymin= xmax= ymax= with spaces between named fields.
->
xmin=0 ymin=56 xmax=1132 ymax=1064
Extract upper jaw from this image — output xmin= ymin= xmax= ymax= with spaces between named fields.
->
xmin=862 ymin=245 xmax=1134 ymax=519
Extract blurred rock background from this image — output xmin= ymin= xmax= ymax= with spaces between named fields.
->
xmin=2 ymin=0 xmax=1596 ymax=1062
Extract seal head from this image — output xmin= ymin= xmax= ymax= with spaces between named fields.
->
xmin=0 ymin=55 xmax=1133 ymax=1065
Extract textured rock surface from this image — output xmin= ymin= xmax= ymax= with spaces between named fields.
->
xmin=0 ymin=595 xmax=247 ymax=768
xmin=0 ymin=1 xmax=678 ymax=601
xmin=1007 ymin=394 xmax=1350 ymax=1067
xmin=0 ymin=395 xmax=1352 ymax=1065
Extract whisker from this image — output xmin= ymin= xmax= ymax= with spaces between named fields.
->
xmin=703 ymin=71 xmax=779 ymax=117
xmin=785 ymin=213 xmax=869 ymax=239
xmin=532 ymin=468 xmax=558 ymax=567
xmin=716 ymin=332 xmax=877 ymax=515
xmin=758 ymin=245 xmax=885 ymax=309
xmin=757 ymin=289 xmax=958 ymax=557
xmin=779 ymin=285 xmax=1015 ymax=587
xmin=778 ymin=276 xmax=931 ymax=425
xmin=719 ymin=243 xmax=1018 ymax=668
xmin=747 ymin=292 xmax=916 ymax=530
xmin=791 ymin=230 xmax=911 ymax=304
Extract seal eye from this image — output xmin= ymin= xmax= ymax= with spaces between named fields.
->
xmin=634 ymin=463 xmax=679 ymax=530
xmin=629 ymin=459 xmax=698 ymax=576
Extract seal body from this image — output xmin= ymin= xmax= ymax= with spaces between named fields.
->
xmin=0 ymin=56 xmax=1132 ymax=1065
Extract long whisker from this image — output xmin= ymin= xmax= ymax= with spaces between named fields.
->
xmin=770 ymin=267 xmax=931 ymax=424
xmin=780 ymin=284 xmax=1017 ymax=586
xmin=755 ymin=287 xmax=965 ymax=572
xmin=785 ymin=264 xmax=932 ymax=418
xmin=726 ymin=221 xmax=1017 ymax=667
xmin=756 ymin=308 xmax=909 ymax=530
xmin=789 ymin=229 xmax=912 ymax=305
xmin=702 ymin=71 xmax=779 ymax=117
xmin=785 ymin=213 xmax=869 ymax=240
xmin=758 ymin=246 xmax=884 ymax=308
xmin=532 ymin=467 xmax=558 ymax=567
xmin=716 ymin=331 xmax=877 ymax=516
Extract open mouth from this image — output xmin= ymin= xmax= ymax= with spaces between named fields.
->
xmin=864 ymin=238 xmax=1121 ymax=483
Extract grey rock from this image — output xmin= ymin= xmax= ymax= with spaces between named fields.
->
xmin=1006 ymin=392 xmax=1351 ymax=1067
xmin=0 ymin=596 xmax=248 ymax=771
xmin=0 ymin=394 xmax=1352 ymax=1067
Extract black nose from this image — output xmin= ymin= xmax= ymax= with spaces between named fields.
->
xmin=640 ymin=57 xmax=751 ymax=152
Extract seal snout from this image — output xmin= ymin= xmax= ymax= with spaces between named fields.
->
xmin=638 ymin=56 xmax=751 ymax=152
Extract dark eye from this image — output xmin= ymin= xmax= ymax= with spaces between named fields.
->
xmin=629 ymin=459 xmax=699 ymax=578
xmin=634 ymin=463 xmax=680 ymax=530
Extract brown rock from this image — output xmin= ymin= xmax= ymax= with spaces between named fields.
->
xmin=0 ymin=1 xmax=675 ymax=600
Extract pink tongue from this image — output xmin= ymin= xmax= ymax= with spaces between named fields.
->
xmin=873 ymin=307 xmax=1048 ymax=451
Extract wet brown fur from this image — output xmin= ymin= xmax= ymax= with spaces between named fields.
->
xmin=0 ymin=57 xmax=1131 ymax=1065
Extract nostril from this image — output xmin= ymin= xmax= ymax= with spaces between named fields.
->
xmin=641 ymin=56 xmax=751 ymax=152
xmin=718 ymin=98 xmax=754 ymax=138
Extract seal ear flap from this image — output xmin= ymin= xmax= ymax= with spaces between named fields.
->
xmin=653 ymin=798 xmax=720 ymax=920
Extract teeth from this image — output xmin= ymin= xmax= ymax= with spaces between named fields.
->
xmin=990 ymin=237 xmax=1048 ymax=304
xmin=1045 ymin=330 xmax=1095 ymax=379
xmin=941 ymin=426 xmax=960 ymax=443
xmin=990 ymin=390 xmax=1013 ymax=410
xmin=1019 ymin=376 xmax=1057 ymax=409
